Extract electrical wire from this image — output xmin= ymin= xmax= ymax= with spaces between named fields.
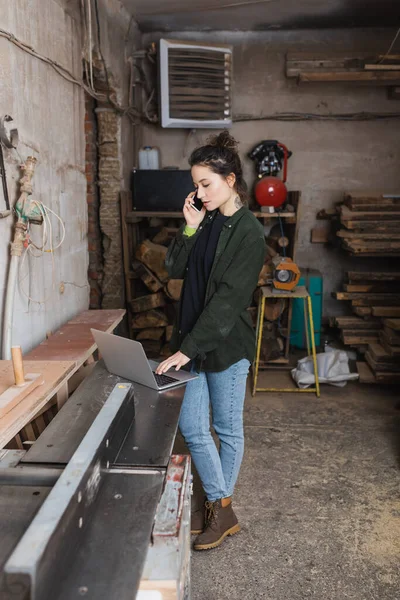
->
xmin=378 ymin=26 xmax=400 ymax=64
xmin=277 ymin=214 xmax=286 ymax=257
xmin=0 ymin=27 xmax=155 ymax=125
xmin=18 ymin=201 xmax=66 ymax=304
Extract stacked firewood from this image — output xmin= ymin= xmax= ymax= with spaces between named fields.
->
xmin=131 ymin=231 xmax=181 ymax=358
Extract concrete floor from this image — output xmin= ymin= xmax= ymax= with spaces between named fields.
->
xmin=188 ymin=373 xmax=400 ymax=600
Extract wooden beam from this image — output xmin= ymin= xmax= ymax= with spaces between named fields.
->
xmin=299 ymin=71 xmax=400 ymax=85
xmin=347 ymin=272 xmax=400 ymax=282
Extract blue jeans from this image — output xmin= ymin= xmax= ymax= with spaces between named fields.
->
xmin=179 ymin=358 xmax=250 ymax=502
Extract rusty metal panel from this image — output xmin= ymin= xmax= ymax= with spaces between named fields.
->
xmin=138 ymin=455 xmax=191 ymax=600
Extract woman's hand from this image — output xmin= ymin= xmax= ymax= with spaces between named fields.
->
xmin=155 ymin=351 xmax=191 ymax=374
xmin=183 ymin=192 xmax=206 ymax=229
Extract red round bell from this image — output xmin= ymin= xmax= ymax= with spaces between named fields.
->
xmin=255 ymin=177 xmax=287 ymax=208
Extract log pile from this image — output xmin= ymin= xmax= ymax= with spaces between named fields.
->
xmin=130 ymin=233 xmax=182 ymax=358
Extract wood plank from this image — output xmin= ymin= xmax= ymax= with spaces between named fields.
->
xmin=351 ymin=297 xmax=400 ymax=307
xmin=368 ymin=343 xmax=400 ymax=363
xmin=335 ymin=292 xmax=400 ymax=302
xmin=343 ymin=241 xmax=400 ymax=253
xmin=343 ymin=283 xmax=400 ymax=292
xmin=347 ymin=272 xmax=400 ymax=282
xmin=0 ymin=373 xmax=44 ymax=418
xmin=0 ymin=360 xmax=75 ymax=449
xmin=384 ymin=318 xmax=400 ymax=331
xmin=372 ymin=307 xmax=400 ymax=318
xmin=340 ymin=205 xmax=400 ymax=220
xmin=298 ymin=71 xmax=400 ymax=84
xmin=353 ymin=307 xmax=372 ymax=317
xmin=356 ymin=361 xmax=377 ymax=384
xmin=338 ymin=231 xmax=400 ymax=240
xmin=383 ymin=326 xmax=400 ymax=344
xmin=364 ymin=64 xmax=400 ymax=71
xmin=379 ymin=331 xmax=400 ymax=357
xmin=342 ymin=334 xmax=380 ymax=346
xmin=25 ymin=309 xmax=125 ymax=363
xmin=365 ymin=352 xmax=400 ymax=373
xmin=334 ymin=316 xmax=381 ymax=330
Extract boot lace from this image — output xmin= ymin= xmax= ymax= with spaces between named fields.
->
xmin=204 ymin=500 xmax=219 ymax=531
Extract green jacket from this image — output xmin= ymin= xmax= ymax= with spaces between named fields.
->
xmin=166 ymin=207 xmax=266 ymax=372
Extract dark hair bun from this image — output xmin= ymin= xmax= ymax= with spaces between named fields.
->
xmin=207 ymin=130 xmax=238 ymax=153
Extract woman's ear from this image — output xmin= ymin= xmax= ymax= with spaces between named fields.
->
xmin=226 ymin=173 xmax=236 ymax=188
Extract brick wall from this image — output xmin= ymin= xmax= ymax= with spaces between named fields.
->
xmin=85 ymin=93 xmax=103 ymax=309
xmin=96 ymin=107 xmax=124 ymax=309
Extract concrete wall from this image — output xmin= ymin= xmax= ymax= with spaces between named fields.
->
xmin=0 ymin=0 xmax=140 ymax=354
xmin=141 ymin=29 xmax=400 ymax=316
xmin=0 ymin=0 xmax=87 ymax=355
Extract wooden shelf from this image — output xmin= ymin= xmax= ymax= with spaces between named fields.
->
xmin=126 ymin=210 xmax=296 ymax=223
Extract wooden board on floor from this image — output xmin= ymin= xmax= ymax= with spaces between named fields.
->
xmin=25 ymin=309 xmax=125 ymax=363
xmin=356 ymin=360 xmax=400 ymax=384
xmin=356 ymin=361 xmax=377 ymax=384
xmin=0 ymin=360 xmax=75 ymax=449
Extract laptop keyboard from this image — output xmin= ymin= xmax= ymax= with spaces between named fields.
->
xmin=153 ymin=372 xmax=179 ymax=386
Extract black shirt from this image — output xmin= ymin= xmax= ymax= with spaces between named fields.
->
xmin=180 ymin=212 xmax=229 ymax=338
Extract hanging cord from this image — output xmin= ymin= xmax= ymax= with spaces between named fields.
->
xmin=19 ymin=201 xmax=66 ymax=305
xmin=277 ymin=213 xmax=286 ymax=257
xmin=378 ymin=26 xmax=400 ymax=64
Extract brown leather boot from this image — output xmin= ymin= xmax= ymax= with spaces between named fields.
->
xmin=193 ymin=497 xmax=240 ymax=551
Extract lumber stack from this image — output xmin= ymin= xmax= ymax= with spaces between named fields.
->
xmin=336 ymin=192 xmax=400 ymax=257
xmin=331 ymin=273 xmax=400 ymax=383
xmin=286 ymin=52 xmax=400 ymax=86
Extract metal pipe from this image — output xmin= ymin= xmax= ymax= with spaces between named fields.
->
xmin=2 ymin=255 xmax=20 ymax=359
xmin=2 ymin=157 xmax=37 ymax=360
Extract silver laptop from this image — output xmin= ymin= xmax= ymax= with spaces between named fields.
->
xmin=91 ymin=329 xmax=197 ymax=391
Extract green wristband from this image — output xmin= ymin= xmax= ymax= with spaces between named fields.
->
xmin=183 ymin=225 xmax=198 ymax=237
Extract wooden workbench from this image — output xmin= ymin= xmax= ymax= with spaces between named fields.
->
xmin=1 ymin=309 xmax=126 ymax=449
xmin=0 ymin=360 xmax=75 ymax=449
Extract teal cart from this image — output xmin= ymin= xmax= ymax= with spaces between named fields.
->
xmin=291 ymin=268 xmax=323 ymax=350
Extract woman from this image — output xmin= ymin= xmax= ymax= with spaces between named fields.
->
xmin=156 ymin=131 xmax=266 ymax=551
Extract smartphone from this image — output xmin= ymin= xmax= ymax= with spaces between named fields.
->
xmin=190 ymin=191 xmax=203 ymax=212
